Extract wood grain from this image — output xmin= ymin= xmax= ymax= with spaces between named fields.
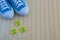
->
xmin=0 ymin=0 xmax=60 ymax=40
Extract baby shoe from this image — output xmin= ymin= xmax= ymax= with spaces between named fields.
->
xmin=9 ymin=0 xmax=29 ymax=16
xmin=0 ymin=0 xmax=14 ymax=19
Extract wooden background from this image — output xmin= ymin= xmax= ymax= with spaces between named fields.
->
xmin=0 ymin=0 xmax=60 ymax=40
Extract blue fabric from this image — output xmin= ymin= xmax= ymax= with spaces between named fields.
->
xmin=0 ymin=0 xmax=14 ymax=19
xmin=9 ymin=0 xmax=26 ymax=12
xmin=0 ymin=0 xmax=11 ymax=14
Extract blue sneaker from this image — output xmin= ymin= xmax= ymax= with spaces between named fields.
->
xmin=0 ymin=0 xmax=14 ymax=19
xmin=9 ymin=0 xmax=29 ymax=16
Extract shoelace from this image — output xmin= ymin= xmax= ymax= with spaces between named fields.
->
xmin=0 ymin=0 xmax=9 ymax=10
xmin=13 ymin=0 xmax=23 ymax=8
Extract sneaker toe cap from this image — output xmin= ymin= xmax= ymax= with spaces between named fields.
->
xmin=2 ymin=10 xmax=14 ymax=19
xmin=18 ymin=6 xmax=29 ymax=16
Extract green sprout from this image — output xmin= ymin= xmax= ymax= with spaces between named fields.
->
xmin=10 ymin=28 xmax=18 ymax=35
xmin=20 ymin=26 xmax=27 ymax=33
xmin=14 ymin=20 xmax=21 ymax=27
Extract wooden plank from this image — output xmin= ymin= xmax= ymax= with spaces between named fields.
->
xmin=40 ymin=0 xmax=46 ymax=40
xmin=49 ymin=0 xmax=55 ymax=40
xmin=45 ymin=0 xmax=50 ymax=40
xmin=52 ymin=0 xmax=60 ymax=40
xmin=36 ymin=0 xmax=41 ymax=40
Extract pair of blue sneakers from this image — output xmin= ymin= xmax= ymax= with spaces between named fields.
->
xmin=0 ymin=0 xmax=29 ymax=19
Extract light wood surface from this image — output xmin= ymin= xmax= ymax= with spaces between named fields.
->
xmin=0 ymin=0 xmax=60 ymax=40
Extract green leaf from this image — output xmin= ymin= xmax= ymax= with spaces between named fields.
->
xmin=10 ymin=28 xmax=18 ymax=35
xmin=14 ymin=20 xmax=21 ymax=27
xmin=20 ymin=26 xmax=27 ymax=33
